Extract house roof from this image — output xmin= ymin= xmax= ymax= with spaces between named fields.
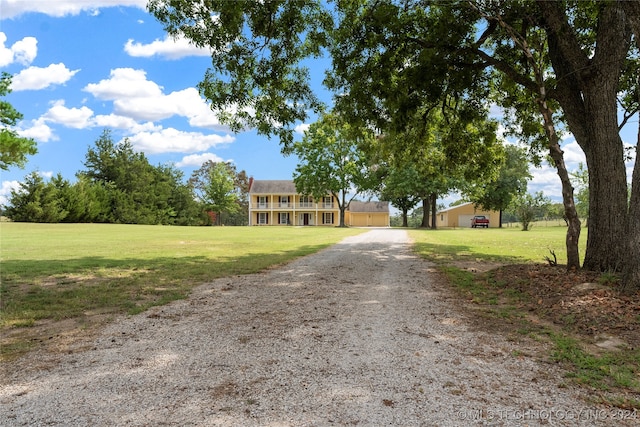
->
xmin=348 ymin=201 xmax=389 ymax=213
xmin=249 ymin=180 xmax=297 ymax=194
xmin=437 ymin=202 xmax=473 ymax=214
xmin=248 ymin=180 xmax=389 ymax=211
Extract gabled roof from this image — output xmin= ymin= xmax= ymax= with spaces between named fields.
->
xmin=437 ymin=202 xmax=473 ymax=214
xmin=249 ymin=180 xmax=297 ymax=194
xmin=348 ymin=201 xmax=389 ymax=213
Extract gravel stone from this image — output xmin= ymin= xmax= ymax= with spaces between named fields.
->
xmin=1 ymin=229 xmax=637 ymax=426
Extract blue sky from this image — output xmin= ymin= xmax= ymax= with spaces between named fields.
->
xmin=0 ymin=0 xmax=312 ymax=207
xmin=1 ymin=1 xmax=637 ymax=209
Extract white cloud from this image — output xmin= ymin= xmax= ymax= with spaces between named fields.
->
xmin=0 ymin=0 xmax=148 ymax=19
xmin=559 ymin=139 xmax=585 ymax=165
xmin=528 ymin=164 xmax=561 ymax=197
xmin=175 ymin=153 xmax=227 ymax=168
xmin=124 ymin=36 xmax=210 ymax=60
xmin=125 ymin=128 xmax=235 ymax=155
xmin=113 ymin=96 xmax=177 ymax=121
xmin=0 ymin=33 xmax=37 ymax=67
xmin=0 ymin=180 xmax=20 ymax=207
xmin=17 ymin=118 xmax=56 ymax=142
xmin=84 ymin=68 xmax=163 ymax=99
xmin=295 ymin=123 xmax=310 ymax=134
xmin=42 ymin=100 xmax=94 ymax=129
xmin=12 ymin=63 xmax=80 ymax=91
xmin=85 ymin=69 xmax=230 ymax=131
xmin=92 ymin=114 xmax=161 ymax=133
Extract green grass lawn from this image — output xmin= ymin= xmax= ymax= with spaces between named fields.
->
xmin=410 ymin=225 xmax=640 ymax=407
xmin=408 ymin=224 xmax=587 ymax=265
xmin=0 ymin=223 xmax=365 ymax=333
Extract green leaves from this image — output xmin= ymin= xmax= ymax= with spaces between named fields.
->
xmin=292 ymin=113 xmax=377 ymax=226
xmin=0 ymin=72 xmax=37 ymax=170
xmin=148 ymin=0 xmax=332 ymax=149
xmin=188 ymin=161 xmax=242 ymax=224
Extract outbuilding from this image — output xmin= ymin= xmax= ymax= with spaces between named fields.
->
xmin=346 ymin=201 xmax=390 ymax=227
xmin=436 ymin=202 xmax=501 ymax=228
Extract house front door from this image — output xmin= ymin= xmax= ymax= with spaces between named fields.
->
xmin=303 ymin=213 xmax=310 ymax=226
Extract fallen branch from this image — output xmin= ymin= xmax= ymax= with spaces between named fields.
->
xmin=544 ymin=249 xmax=558 ymax=266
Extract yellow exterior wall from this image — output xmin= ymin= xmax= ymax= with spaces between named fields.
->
xmin=436 ymin=203 xmax=500 ymax=228
xmin=347 ymin=212 xmax=389 ymax=227
xmin=249 ymin=182 xmax=389 ymax=227
xmin=249 ymin=194 xmax=339 ymax=226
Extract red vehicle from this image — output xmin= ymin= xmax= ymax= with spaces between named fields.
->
xmin=471 ymin=215 xmax=489 ymax=228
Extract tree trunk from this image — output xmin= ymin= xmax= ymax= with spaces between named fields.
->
xmin=621 ymin=1 xmax=640 ymax=292
xmin=430 ymin=193 xmax=437 ymax=229
xmin=498 ymin=210 xmax=503 ymax=228
xmin=420 ymin=197 xmax=429 ymax=228
xmin=541 ymin=1 xmax=630 ymax=273
xmin=401 ymin=208 xmax=409 ymax=227
xmin=579 ymin=94 xmax=629 ymax=272
xmin=537 ymin=97 xmax=581 ymax=270
xmin=623 ymin=129 xmax=640 ymax=292
xmin=338 ymin=191 xmax=347 ymax=227
xmin=484 ymin=2 xmax=582 ymax=268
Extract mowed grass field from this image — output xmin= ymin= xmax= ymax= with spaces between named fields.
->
xmin=1 ymin=222 xmax=581 ymax=360
xmin=409 ymin=223 xmax=587 ymax=266
xmin=0 ymin=223 xmax=365 ymax=359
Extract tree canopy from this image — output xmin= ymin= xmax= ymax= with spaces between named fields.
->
xmin=292 ymin=113 xmax=377 ymax=227
xmin=147 ymin=1 xmax=640 ymax=289
xmin=0 ymin=72 xmax=38 ymax=171
xmin=189 ymin=161 xmax=245 ymax=225
xmin=468 ymin=144 xmax=532 ymax=228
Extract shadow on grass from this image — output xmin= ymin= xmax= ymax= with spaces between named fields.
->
xmin=412 ymin=241 xmax=527 ymax=265
xmin=0 ymin=244 xmax=329 ymax=327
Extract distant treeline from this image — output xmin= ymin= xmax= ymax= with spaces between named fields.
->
xmin=3 ymin=130 xmax=249 ymax=226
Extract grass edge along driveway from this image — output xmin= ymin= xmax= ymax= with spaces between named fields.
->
xmin=0 ymin=223 xmax=365 ymax=361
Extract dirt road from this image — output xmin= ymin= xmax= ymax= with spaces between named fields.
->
xmin=1 ymin=229 xmax=631 ymax=426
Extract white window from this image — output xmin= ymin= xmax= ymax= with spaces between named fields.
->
xmin=299 ymin=196 xmax=312 ymax=208
xmin=280 ymin=213 xmax=289 ymax=224
xmin=258 ymin=212 xmax=268 ymax=225
xmin=280 ymin=196 xmax=289 ymax=207
xmin=258 ymin=196 xmax=267 ymax=209
xmin=323 ymin=212 xmax=333 ymax=224
xmin=323 ymin=196 xmax=333 ymax=208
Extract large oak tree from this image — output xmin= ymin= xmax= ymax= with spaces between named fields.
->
xmin=148 ymin=0 xmax=640 ymax=290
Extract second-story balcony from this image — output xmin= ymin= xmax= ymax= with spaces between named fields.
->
xmin=251 ymin=202 xmax=336 ymax=210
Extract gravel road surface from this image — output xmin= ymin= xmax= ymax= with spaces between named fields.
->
xmin=1 ymin=229 xmax=635 ymax=426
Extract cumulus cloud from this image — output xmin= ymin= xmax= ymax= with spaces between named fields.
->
xmin=175 ymin=153 xmax=227 ymax=168
xmin=84 ymin=68 xmax=163 ymax=99
xmin=0 ymin=0 xmax=148 ymax=19
xmin=85 ymin=68 xmax=230 ymax=131
xmin=16 ymin=118 xmax=56 ymax=142
xmin=560 ymin=140 xmax=586 ymax=165
xmin=295 ymin=123 xmax=310 ymax=135
xmin=11 ymin=63 xmax=80 ymax=91
xmin=92 ymin=114 xmax=161 ymax=133
xmin=125 ymin=128 xmax=234 ymax=155
xmin=0 ymin=180 xmax=21 ymax=207
xmin=0 ymin=33 xmax=37 ymax=67
xmin=124 ymin=36 xmax=210 ymax=60
xmin=528 ymin=163 xmax=562 ymax=198
xmin=42 ymin=100 xmax=94 ymax=129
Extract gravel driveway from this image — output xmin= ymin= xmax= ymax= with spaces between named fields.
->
xmin=1 ymin=229 xmax=635 ymax=426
